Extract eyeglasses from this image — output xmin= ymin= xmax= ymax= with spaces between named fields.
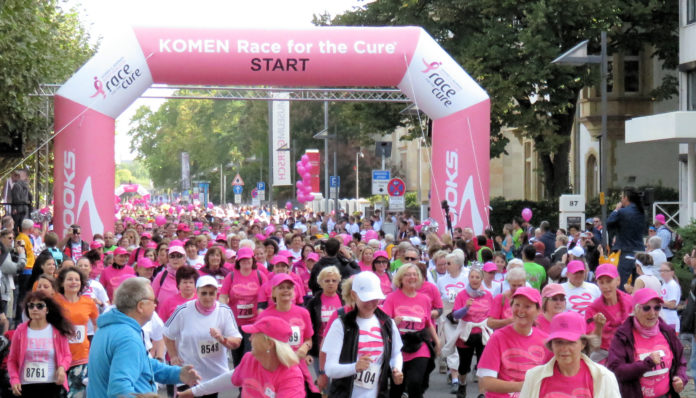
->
xmin=139 ymin=297 xmax=158 ymax=305
xmin=549 ymin=296 xmax=566 ymax=302
xmin=641 ymin=304 xmax=662 ymax=312
xmin=404 ymin=256 xmax=418 ymax=261
xmin=198 ymin=290 xmax=217 ymax=296
xmin=27 ymin=302 xmax=46 ymax=310
xmin=374 ymin=260 xmax=389 ymax=265
xmin=169 ymin=253 xmax=184 ymax=259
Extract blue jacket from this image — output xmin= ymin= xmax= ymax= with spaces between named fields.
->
xmin=606 ymin=203 xmax=645 ymax=252
xmin=87 ymin=309 xmax=181 ymax=398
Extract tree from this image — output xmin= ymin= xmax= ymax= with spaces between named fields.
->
xmin=0 ymin=0 xmax=93 ymax=174
xmin=323 ymin=0 xmax=678 ymax=197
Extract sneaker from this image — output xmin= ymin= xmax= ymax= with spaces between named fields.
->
xmin=439 ymin=362 xmax=447 ymax=374
xmin=449 ymin=381 xmax=460 ymax=394
xmin=447 ymin=373 xmax=452 ymax=385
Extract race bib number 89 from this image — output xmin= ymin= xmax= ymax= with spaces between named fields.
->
xmin=289 ymin=326 xmax=301 ymax=346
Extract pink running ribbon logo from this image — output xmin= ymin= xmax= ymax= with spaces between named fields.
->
xmin=89 ymin=76 xmax=106 ymax=99
xmin=421 ymin=59 xmax=442 ymax=73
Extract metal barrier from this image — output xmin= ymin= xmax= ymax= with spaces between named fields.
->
xmin=653 ymin=201 xmax=680 ymax=228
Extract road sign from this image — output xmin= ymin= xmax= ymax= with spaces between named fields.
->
xmin=257 ymin=182 xmax=266 ymax=191
xmin=372 ymin=170 xmax=391 ymax=195
xmin=389 ymin=196 xmax=405 ymax=211
xmin=387 ymin=178 xmax=405 ymax=197
xmin=232 ymin=185 xmax=243 ymax=195
xmin=251 ymin=188 xmax=258 ymax=198
xmin=330 ymin=175 xmax=340 ymax=199
xmin=232 ymin=174 xmax=244 ymax=186
xmin=234 ymin=194 xmax=242 ymax=204
xmin=251 ymin=197 xmax=260 ymax=207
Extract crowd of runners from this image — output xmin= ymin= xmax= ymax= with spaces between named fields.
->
xmin=0 ymin=185 xmax=692 ymax=397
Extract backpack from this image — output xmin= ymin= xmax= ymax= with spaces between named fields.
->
xmin=670 ymin=232 xmax=683 ymax=252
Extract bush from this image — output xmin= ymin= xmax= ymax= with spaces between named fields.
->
xmin=674 ymin=221 xmax=696 ymax=299
xmin=489 ymin=197 xmax=560 ymax=233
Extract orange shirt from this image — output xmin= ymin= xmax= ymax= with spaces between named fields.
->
xmin=54 ymin=294 xmax=98 ymax=366
xmin=16 ymin=232 xmax=34 ymax=269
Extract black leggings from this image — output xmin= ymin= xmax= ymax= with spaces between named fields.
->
xmin=390 ymin=356 xmax=431 ymax=398
xmin=231 ymin=330 xmax=251 ymax=367
xmin=177 ymin=384 xmax=216 ymax=398
xmin=456 ymin=333 xmax=484 ymax=376
xmin=20 ymin=383 xmax=65 ymax=397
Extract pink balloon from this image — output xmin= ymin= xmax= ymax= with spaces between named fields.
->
xmin=521 ymin=208 xmax=533 ymax=222
xmin=155 ymin=215 xmax=166 ymax=226
xmin=301 ymin=171 xmax=311 ymax=180
xmin=301 ymin=154 xmax=309 ymax=163
xmin=296 ymin=180 xmax=304 ymax=189
xmin=297 ymin=165 xmax=305 ymax=175
xmin=285 ymin=201 xmax=293 ymax=210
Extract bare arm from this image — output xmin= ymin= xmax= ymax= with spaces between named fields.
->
xmin=163 ymin=336 xmax=181 ymax=365
xmin=480 ymin=376 xmax=524 ymax=394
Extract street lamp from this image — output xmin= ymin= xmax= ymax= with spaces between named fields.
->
xmin=355 ymin=149 xmax=364 ymax=200
xmin=552 ymin=32 xmax=608 ymax=246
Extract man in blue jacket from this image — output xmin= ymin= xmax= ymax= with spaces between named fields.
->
xmin=87 ymin=277 xmax=201 ymax=397
xmin=606 ymin=187 xmax=646 ymax=290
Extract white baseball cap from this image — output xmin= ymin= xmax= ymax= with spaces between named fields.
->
xmin=352 ymin=272 xmax=386 ymax=302
xmin=196 ymin=275 xmax=218 ymax=289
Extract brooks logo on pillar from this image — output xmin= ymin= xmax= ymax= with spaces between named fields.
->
xmin=62 ymin=151 xmax=105 ymax=234
xmin=445 ymin=150 xmax=483 ymax=234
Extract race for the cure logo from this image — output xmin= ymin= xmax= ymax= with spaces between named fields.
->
xmin=445 ymin=150 xmax=484 ymax=234
xmin=62 ymin=151 xmax=104 ymax=234
xmin=421 ymin=58 xmax=458 ymax=107
xmin=90 ymin=59 xmax=143 ymax=99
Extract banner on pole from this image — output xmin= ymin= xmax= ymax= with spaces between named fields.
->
xmin=272 ymin=92 xmax=291 ymax=186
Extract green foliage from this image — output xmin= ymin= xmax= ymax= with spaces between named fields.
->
xmin=115 ymin=160 xmax=151 ymax=187
xmin=489 ymin=197 xmax=560 ymax=233
xmin=674 ymin=222 xmax=696 ymax=298
xmin=0 ymin=0 xmax=94 ymax=173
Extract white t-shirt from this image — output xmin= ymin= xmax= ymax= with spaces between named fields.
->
xmin=22 ymin=324 xmax=56 ymax=385
xmin=649 ymin=249 xmax=667 ymax=269
xmin=562 ymin=282 xmax=601 ymax=315
xmin=322 ymin=315 xmax=403 ymax=398
xmin=661 ymin=279 xmax=681 ymax=332
xmin=84 ymin=279 xmax=109 ymax=336
xmin=482 ymin=280 xmax=503 ymax=297
xmin=436 ymin=271 xmax=469 ymax=304
xmin=164 ymin=302 xmax=242 ymax=381
xmin=143 ymin=311 xmax=165 ymax=352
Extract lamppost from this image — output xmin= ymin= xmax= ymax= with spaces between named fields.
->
xmin=552 ymin=32 xmax=608 ymax=246
xmin=355 ymin=149 xmax=364 ymax=200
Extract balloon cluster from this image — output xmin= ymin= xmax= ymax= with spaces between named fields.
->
xmin=295 ymin=154 xmax=314 ymax=203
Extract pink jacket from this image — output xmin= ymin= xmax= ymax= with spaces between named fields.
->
xmin=8 ymin=322 xmax=72 ymax=391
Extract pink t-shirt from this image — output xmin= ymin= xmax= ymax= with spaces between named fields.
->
xmin=489 ymin=293 xmax=513 ymax=320
xmin=535 ymin=314 xmax=552 ymax=335
xmin=633 ymin=330 xmax=672 ymax=398
xmin=100 ymin=265 xmax=135 ymax=302
xmin=539 ymin=360 xmax=594 ymax=398
xmin=323 ymin=305 xmax=354 ymax=339
xmin=418 ymin=281 xmax=444 ymax=316
xmin=584 ymin=291 xmax=633 ymax=350
xmin=453 ymin=289 xmax=493 ymax=341
xmin=231 ymin=352 xmax=304 ymax=398
xmin=358 ymin=261 xmax=372 ymax=272
xmin=257 ymin=273 xmax=305 ymax=307
xmin=258 ymin=305 xmax=313 ymax=350
xmin=152 ymin=266 xmax=180 ymax=306
xmin=375 ymin=272 xmax=393 ymax=295
xmin=478 ymin=325 xmax=552 ymax=398
xmin=89 ymin=260 xmax=104 ymax=280
xmin=319 ymin=293 xmax=342 ymax=337
xmin=382 ymin=289 xmax=432 ymax=361
xmin=158 ymin=292 xmax=195 ymax=322
xmin=220 ymin=270 xmax=268 ymax=326
xmin=292 ymin=261 xmax=311 ymax=292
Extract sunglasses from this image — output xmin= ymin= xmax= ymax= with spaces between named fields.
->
xmin=374 ymin=260 xmax=389 ymax=265
xmin=549 ymin=296 xmax=566 ymax=302
xmin=28 ymin=302 xmax=46 ymax=310
xmin=169 ymin=253 xmax=184 ymax=258
xmin=198 ymin=290 xmax=217 ymax=296
xmin=641 ymin=304 xmax=662 ymax=312
xmin=404 ymin=256 xmax=418 ymax=261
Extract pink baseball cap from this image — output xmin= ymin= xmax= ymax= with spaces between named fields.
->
xmin=216 ymin=234 xmax=227 ymax=242
xmin=278 ymin=250 xmax=294 ymax=259
xmin=373 ymin=251 xmax=389 ymax=261
xmin=567 ymin=260 xmax=585 ymax=274
xmin=541 ymin=283 xmax=565 ymax=299
xmin=225 ymin=249 xmax=236 ymax=259
xmin=512 ymin=286 xmax=542 ymax=305
xmin=595 ymin=263 xmax=618 ymax=279
xmin=136 ymin=257 xmax=156 ymax=269
xmin=90 ymin=240 xmax=104 ymax=250
xmin=271 ymin=273 xmax=296 ymax=288
xmin=168 ymin=246 xmax=186 ymax=256
xmin=146 ymin=241 xmax=157 ymax=249
xmin=271 ymin=255 xmax=289 ymax=266
xmin=546 ymin=311 xmax=586 ymax=343
xmin=633 ymin=288 xmax=664 ymax=306
xmin=482 ymin=262 xmax=497 ymax=272
xmin=241 ymin=316 xmax=292 ymax=342
xmin=235 ymin=247 xmax=254 ymax=260
xmin=113 ymin=247 xmax=129 ymax=256
xmin=306 ymin=253 xmax=320 ymax=262
xmin=364 ymin=230 xmax=378 ymax=241
xmin=169 ymin=239 xmax=184 ymax=247
xmin=140 ymin=232 xmax=152 ymax=239
xmin=655 ymin=214 xmax=666 ymax=225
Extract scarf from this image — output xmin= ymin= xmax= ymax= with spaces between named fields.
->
xmin=466 ymin=284 xmax=485 ymax=298
xmin=195 ymin=299 xmax=216 ymax=316
xmin=633 ymin=316 xmax=659 ymax=338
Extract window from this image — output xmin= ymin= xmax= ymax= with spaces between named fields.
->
xmin=688 ymin=70 xmax=696 ymax=111
xmin=624 ymin=55 xmax=640 ymax=93
xmin=689 ymin=0 xmax=696 ymax=24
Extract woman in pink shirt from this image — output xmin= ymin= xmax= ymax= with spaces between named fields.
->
xmin=371 ymin=251 xmax=393 ymax=295
xmin=357 ymin=246 xmax=375 ymax=272
xmin=536 ymin=283 xmax=567 ymax=334
xmin=157 ymin=266 xmax=198 ymax=322
xmin=383 ymin=263 xmax=440 ymax=398
xmin=152 ymin=244 xmax=188 ymax=305
xmin=178 ymin=316 xmax=304 ymax=398
xmin=584 ymin=264 xmax=633 ymax=363
xmin=8 ymin=291 xmax=73 ymax=396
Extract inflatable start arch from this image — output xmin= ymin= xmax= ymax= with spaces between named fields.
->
xmin=54 ymin=26 xmax=490 ymax=239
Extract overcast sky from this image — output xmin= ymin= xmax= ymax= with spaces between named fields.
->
xmin=64 ymin=0 xmax=370 ymax=162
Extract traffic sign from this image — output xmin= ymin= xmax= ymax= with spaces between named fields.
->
xmin=232 ymin=185 xmax=243 ymax=195
xmin=251 ymin=188 xmax=258 ymax=198
xmin=372 ymin=170 xmax=391 ymax=195
xmin=257 ymin=182 xmax=266 ymax=191
xmin=251 ymin=197 xmax=260 ymax=207
xmin=232 ymin=174 xmax=244 ymax=186
xmin=389 ymin=196 xmax=405 ymax=211
xmin=234 ymin=194 xmax=242 ymax=204
xmin=329 ymin=176 xmax=340 ymax=188
xmin=387 ymin=178 xmax=405 ymax=197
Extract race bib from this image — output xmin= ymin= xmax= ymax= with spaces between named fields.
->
xmin=638 ymin=350 xmax=669 ymax=377
xmin=447 ymin=289 xmax=461 ymax=302
xmin=289 ymin=326 xmax=301 ymax=347
xmin=237 ymin=303 xmax=254 ymax=319
xmin=23 ymin=362 xmax=49 ymax=383
xmin=353 ymin=363 xmax=380 ymax=390
xmin=320 ymin=310 xmax=333 ymax=323
xmin=264 ymin=387 xmax=276 ymax=398
xmin=198 ymin=340 xmax=222 ymax=358
xmin=399 ymin=315 xmax=423 ymax=333
xmin=69 ymin=325 xmax=86 ymax=344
